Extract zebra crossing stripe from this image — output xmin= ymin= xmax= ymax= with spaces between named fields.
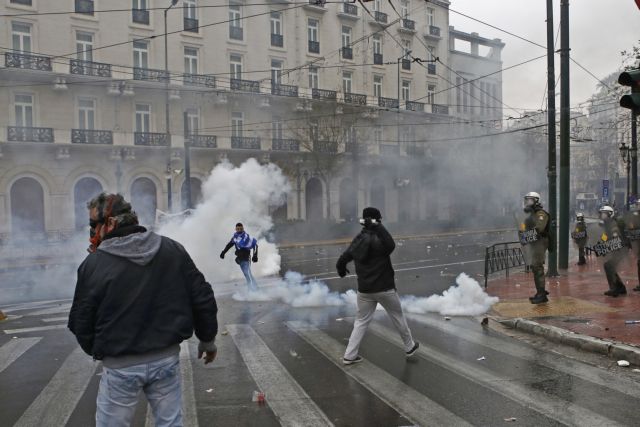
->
xmin=4 ymin=324 xmax=67 ymax=334
xmin=13 ymin=347 xmax=98 ymax=427
xmin=28 ymin=304 xmax=72 ymax=317
xmin=42 ymin=317 xmax=69 ymax=323
xmin=0 ymin=337 xmax=41 ymax=373
xmin=226 ymin=324 xmax=333 ymax=427
xmin=286 ymin=320 xmax=471 ymax=427
xmin=180 ymin=340 xmax=198 ymax=427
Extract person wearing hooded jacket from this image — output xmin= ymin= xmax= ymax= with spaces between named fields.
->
xmin=68 ymin=193 xmax=218 ymax=427
xmin=220 ymin=223 xmax=259 ymax=291
xmin=336 ymin=207 xmax=419 ymax=365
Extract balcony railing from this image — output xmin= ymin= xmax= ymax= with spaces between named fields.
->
xmin=432 ymin=104 xmax=449 ymax=115
xmin=5 ymin=52 xmax=52 ymax=71
xmin=132 ymin=8 xmax=150 ymax=25
xmin=184 ymin=17 xmax=198 ymax=32
xmin=312 ymin=88 xmax=337 ymax=101
xmin=70 ymin=59 xmax=111 ymax=77
xmin=75 ymin=0 xmax=94 ymax=15
xmin=10 ymin=0 xmax=32 ymax=5
xmin=229 ymin=25 xmax=243 ymax=40
xmin=308 ymin=40 xmax=320 ymax=54
xmin=313 ymin=140 xmax=338 ymax=153
xmin=71 ymin=129 xmax=113 ymax=144
xmin=134 ymin=132 xmax=170 ymax=146
xmin=402 ymin=19 xmax=415 ymax=30
xmin=271 ymin=33 xmax=284 ymax=47
xmin=380 ymin=144 xmax=399 ymax=156
xmin=406 ymin=101 xmax=425 ymax=112
xmin=8 ymin=126 xmax=54 ymax=143
xmin=188 ymin=135 xmax=217 ymax=148
xmin=230 ymin=78 xmax=260 ymax=93
xmin=343 ymin=3 xmax=357 ymax=15
xmin=344 ymin=92 xmax=367 ymax=105
xmin=427 ymin=63 xmax=436 ymax=75
xmin=428 ymin=25 xmax=441 ymax=37
xmin=272 ymin=83 xmax=298 ymax=97
xmin=183 ymin=73 xmax=215 ymax=87
xmin=374 ymin=11 xmax=388 ymax=23
xmin=401 ymin=58 xmax=411 ymax=70
xmin=134 ymin=67 xmax=169 ymax=82
xmin=373 ymin=52 xmax=383 ymax=65
xmin=341 ymin=47 xmax=353 ymax=60
xmin=272 ymin=138 xmax=299 ymax=151
xmin=378 ymin=97 xmax=399 ymax=109
xmin=307 ymin=0 xmax=325 ymax=7
xmin=231 ymin=136 xmax=261 ymax=150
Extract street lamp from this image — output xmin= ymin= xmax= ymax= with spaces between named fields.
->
xmin=620 ymin=142 xmax=636 ymax=209
xmin=164 ymin=0 xmax=179 ymax=212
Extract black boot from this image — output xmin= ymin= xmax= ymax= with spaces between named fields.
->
xmin=530 ymin=293 xmax=549 ymax=304
xmin=633 ymin=285 xmax=640 ymax=292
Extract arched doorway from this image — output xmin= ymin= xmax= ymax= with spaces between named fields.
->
xmin=10 ymin=177 xmax=45 ymax=239
xmin=74 ymin=177 xmax=103 ymax=230
xmin=305 ymin=178 xmax=323 ymax=222
xmin=370 ymin=179 xmax=385 ymax=213
xmin=180 ymin=177 xmax=203 ymax=210
xmin=130 ymin=177 xmax=157 ymax=226
xmin=339 ymin=178 xmax=357 ymax=222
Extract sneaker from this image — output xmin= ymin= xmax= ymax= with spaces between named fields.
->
xmin=343 ymin=356 xmax=363 ymax=365
xmin=530 ymin=294 xmax=548 ymax=304
xmin=406 ymin=342 xmax=420 ymax=357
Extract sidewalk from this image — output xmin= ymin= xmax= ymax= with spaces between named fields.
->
xmin=486 ymin=256 xmax=640 ymax=362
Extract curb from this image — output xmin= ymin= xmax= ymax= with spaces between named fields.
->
xmin=500 ymin=318 xmax=640 ymax=365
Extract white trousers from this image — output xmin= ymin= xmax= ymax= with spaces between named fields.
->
xmin=344 ymin=289 xmax=415 ymax=360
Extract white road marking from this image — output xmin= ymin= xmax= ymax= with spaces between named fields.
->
xmin=0 ymin=337 xmax=41 ymax=373
xmin=4 ymin=324 xmax=67 ymax=334
xmin=227 ymin=324 xmax=333 ymax=427
xmin=286 ymin=320 xmax=471 ymax=427
xmin=180 ymin=340 xmax=198 ymax=427
xmin=42 ymin=317 xmax=69 ymax=323
xmin=318 ymin=259 xmax=484 ymax=281
xmin=0 ymin=299 xmax=70 ymax=313
xmin=28 ymin=304 xmax=72 ymax=316
xmin=13 ymin=347 xmax=98 ymax=427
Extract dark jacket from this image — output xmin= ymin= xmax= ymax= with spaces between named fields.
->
xmin=336 ymin=224 xmax=396 ymax=293
xmin=68 ymin=225 xmax=218 ymax=360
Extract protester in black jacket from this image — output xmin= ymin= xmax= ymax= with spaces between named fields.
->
xmin=337 ymin=207 xmax=419 ymax=365
xmin=68 ymin=192 xmax=217 ymax=427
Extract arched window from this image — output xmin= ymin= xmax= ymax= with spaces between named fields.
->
xmin=180 ymin=177 xmax=202 ymax=210
xmin=339 ymin=178 xmax=357 ymax=222
xmin=10 ymin=177 xmax=45 ymax=239
xmin=305 ymin=178 xmax=323 ymax=222
xmin=130 ymin=177 xmax=157 ymax=226
xmin=74 ymin=177 xmax=103 ymax=230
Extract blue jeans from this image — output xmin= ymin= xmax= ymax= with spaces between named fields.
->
xmin=239 ymin=260 xmax=258 ymax=291
xmin=96 ymin=355 xmax=182 ymax=427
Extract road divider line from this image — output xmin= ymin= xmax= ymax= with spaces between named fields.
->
xmin=227 ymin=324 xmax=333 ymax=427
xmin=4 ymin=324 xmax=67 ymax=334
xmin=42 ymin=317 xmax=69 ymax=323
xmin=180 ymin=340 xmax=199 ymax=427
xmin=13 ymin=347 xmax=98 ymax=427
xmin=286 ymin=320 xmax=471 ymax=427
xmin=0 ymin=337 xmax=41 ymax=373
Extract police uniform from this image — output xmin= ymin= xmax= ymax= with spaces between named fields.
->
xmin=600 ymin=217 xmax=627 ymax=296
xmin=520 ymin=207 xmax=550 ymax=298
xmin=623 ymin=210 xmax=640 ymax=292
xmin=572 ymin=219 xmax=588 ymax=265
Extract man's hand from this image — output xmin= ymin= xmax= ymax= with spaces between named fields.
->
xmin=219 ymin=252 xmax=225 ymax=259
xmin=252 ymin=254 xmax=258 ymax=263
xmin=337 ymin=267 xmax=350 ymax=278
xmin=198 ymin=340 xmax=217 ymax=365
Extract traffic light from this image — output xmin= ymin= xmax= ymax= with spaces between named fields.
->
xmin=618 ymin=69 xmax=640 ymax=112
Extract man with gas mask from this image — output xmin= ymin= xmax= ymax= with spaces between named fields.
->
xmin=624 ymin=202 xmax=640 ymax=292
xmin=518 ymin=192 xmax=551 ymax=304
xmin=572 ymin=213 xmax=588 ymax=265
xmin=69 ymin=193 xmax=218 ymax=426
xmin=594 ymin=205 xmax=628 ymax=297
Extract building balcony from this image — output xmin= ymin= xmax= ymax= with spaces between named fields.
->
xmin=230 ymin=78 xmax=260 ymax=93
xmin=133 ymin=67 xmax=169 ymax=82
xmin=432 ymin=104 xmax=449 ymax=115
xmin=8 ymin=126 xmax=54 ymax=143
xmin=188 ymin=134 xmax=217 ymax=148
xmin=380 ymin=144 xmax=399 ymax=156
xmin=70 ymin=59 xmax=112 ymax=77
xmin=405 ymin=101 xmax=425 ymax=112
xmin=132 ymin=8 xmax=150 ymax=25
xmin=344 ymin=92 xmax=367 ymax=105
xmin=75 ymin=0 xmax=94 ymax=15
xmin=308 ymin=40 xmax=320 ymax=54
xmin=426 ymin=25 xmax=441 ymax=38
xmin=373 ymin=53 xmax=383 ymax=65
xmin=313 ymin=140 xmax=337 ymax=154
xmin=271 ymin=33 xmax=284 ymax=47
xmin=340 ymin=3 xmax=358 ymax=18
xmin=374 ymin=11 xmax=388 ymax=23
xmin=305 ymin=0 xmax=326 ymax=8
xmin=341 ymin=47 xmax=353 ymax=60
xmin=71 ymin=129 xmax=113 ymax=144
xmin=312 ymin=88 xmax=337 ymax=101
xmin=229 ymin=25 xmax=243 ymax=40
xmin=134 ymin=132 xmax=170 ymax=146
xmin=5 ymin=52 xmax=52 ymax=71
xmin=272 ymin=138 xmax=299 ymax=151
xmin=271 ymin=82 xmax=298 ymax=97
xmin=378 ymin=97 xmax=399 ymax=109
xmin=401 ymin=19 xmax=415 ymax=31
xmin=184 ymin=17 xmax=198 ymax=32
xmin=183 ymin=73 xmax=215 ymax=87
xmin=401 ymin=58 xmax=411 ymax=71
xmin=427 ymin=63 xmax=436 ymax=75
xmin=231 ymin=136 xmax=261 ymax=150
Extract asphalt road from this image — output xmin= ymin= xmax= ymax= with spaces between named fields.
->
xmin=1 ymin=230 xmax=639 ymax=426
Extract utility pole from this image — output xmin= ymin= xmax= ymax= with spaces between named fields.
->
xmin=164 ymin=0 xmax=178 ymax=211
xmin=546 ymin=0 xmax=558 ymax=276
xmin=558 ymin=0 xmax=570 ymax=269
xmin=183 ymin=111 xmax=192 ymax=210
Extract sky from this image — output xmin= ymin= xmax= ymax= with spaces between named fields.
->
xmin=449 ymin=0 xmax=640 ymax=115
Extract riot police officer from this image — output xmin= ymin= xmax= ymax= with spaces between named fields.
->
xmin=596 ymin=206 xmax=627 ymax=297
xmin=623 ymin=202 xmax=640 ymax=292
xmin=572 ymin=213 xmax=588 ymax=265
xmin=519 ymin=192 xmax=551 ymax=304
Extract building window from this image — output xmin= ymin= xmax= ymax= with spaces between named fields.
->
xmin=186 ymin=108 xmax=199 ymax=134
xmin=231 ymin=112 xmax=244 ymax=137
xmin=427 ymin=45 xmax=436 ymax=60
xmin=229 ymin=4 xmax=243 ymax=40
xmin=230 ymin=54 xmax=242 ymax=79
xmin=402 ymin=80 xmax=410 ymax=101
xmin=271 ymin=59 xmax=283 ymax=84
xmin=133 ymin=41 xmax=148 ymax=69
xmin=14 ymin=94 xmax=33 ymax=127
xmin=400 ymin=0 xmax=409 ymax=18
xmin=78 ymin=98 xmax=96 ymax=130
xmin=133 ymin=0 xmax=147 ymax=9
xmin=342 ymin=71 xmax=352 ymax=94
xmin=427 ymin=84 xmax=436 ymax=104
xmin=308 ymin=19 xmax=320 ymax=53
xmin=10 ymin=0 xmax=33 ymax=5
xmin=75 ymin=0 xmax=94 ymax=15
xmin=373 ymin=34 xmax=382 ymax=55
xmin=309 ymin=66 xmax=319 ymax=89
xmin=270 ymin=11 xmax=282 ymax=35
xmin=12 ymin=22 xmax=32 ymax=53
xmin=341 ymin=26 xmax=352 ymax=48
xmin=403 ymin=40 xmax=411 ymax=57
xmin=373 ymin=75 xmax=382 ymax=98
xmin=184 ymin=47 xmax=198 ymax=74
xmin=184 ymin=0 xmax=197 ymax=19
xmin=132 ymin=0 xmax=150 ymax=25
xmin=373 ymin=0 xmax=381 ymax=12
xmin=272 ymin=117 xmax=283 ymax=140
xmin=426 ymin=7 xmax=435 ymax=26
xmin=135 ymin=104 xmax=150 ymax=133
xmin=76 ymin=31 xmax=94 ymax=62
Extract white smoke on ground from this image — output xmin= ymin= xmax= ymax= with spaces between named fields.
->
xmin=159 ymin=159 xmax=289 ymax=282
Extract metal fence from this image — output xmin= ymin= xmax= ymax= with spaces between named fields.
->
xmin=484 ymin=241 xmax=526 ymax=288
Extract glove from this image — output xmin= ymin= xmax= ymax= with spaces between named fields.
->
xmin=220 ymin=252 xmax=225 ymax=259
xmin=338 ymin=268 xmax=350 ymax=278
xmin=252 ymin=255 xmax=258 ymax=263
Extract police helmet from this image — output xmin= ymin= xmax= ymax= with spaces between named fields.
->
xmin=599 ymin=205 xmax=614 ymax=218
xmin=576 ymin=213 xmax=584 ymax=221
xmin=524 ymin=192 xmax=541 ymax=203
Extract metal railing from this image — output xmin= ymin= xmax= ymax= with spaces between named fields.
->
xmin=344 ymin=92 xmax=367 ymax=105
xmin=484 ymin=241 xmax=526 ymax=288
xmin=71 ymin=129 xmax=113 ymax=144
xmin=312 ymin=88 xmax=336 ymax=100
xmin=374 ymin=11 xmax=388 ymax=23
xmin=432 ymin=104 xmax=449 ymax=115
xmin=402 ymin=19 xmax=415 ymax=30
xmin=427 ymin=63 xmax=436 ymax=75
xmin=231 ymin=136 xmax=261 ymax=150
xmin=10 ymin=0 xmax=32 ymax=5
xmin=271 ymin=83 xmax=298 ymax=97
xmin=133 ymin=67 xmax=169 ymax=82
xmin=402 ymin=58 xmax=411 ymax=70
xmin=75 ymin=0 xmax=94 ymax=15
xmin=272 ymin=138 xmax=299 ymax=151
xmin=341 ymin=47 xmax=353 ymax=60
xmin=373 ymin=52 xmax=383 ymax=65
xmin=313 ymin=140 xmax=338 ymax=153
xmin=5 ymin=52 xmax=52 ymax=71
xmin=230 ymin=78 xmax=260 ymax=93
xmin=184 ymin=17 xmax=198 ymax=32
xmin=229 ymin=25 xmax=243 ymax=40
xmin=183 ymin=73 xmax=215 ymax=87
xmin=378 ymin=97 xmax=399 ymax=109
xmin=271 ymin=33 xmax=284 ymax=47
xmin=134 ymin=132 xmax=170 ymax=146
xmin=132 ymin=8 xmax=150 ymax=24
xmin=343 ymin=3 xmax=357 ymax=15
xmin=428 ymin=25 xmax=441 ymax=37
xmin=189 ymin=134 xmax=217 ymax=148
xmin=406 ymin=101 xmax=425 ymax=112
xmin=307 ymin=0 xmax=325 ymax=7
xmin=8 ymin=126 xmax=54 ymax=143
xmin=70 ymin=59 xmax=112 ymax=77
xmin=308 ymin=40 xmax=320 ymax=54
